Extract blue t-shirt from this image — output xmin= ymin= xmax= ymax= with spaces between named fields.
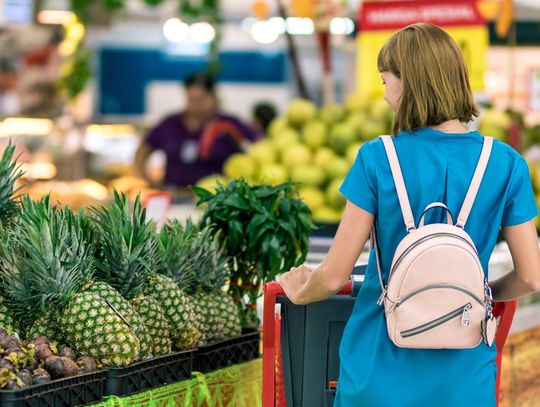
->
xmin=335 ymin=128 xmax=537 ymax=407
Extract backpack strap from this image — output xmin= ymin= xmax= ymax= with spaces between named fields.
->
xmin=381 ymin=136 xmax=416 ymax=232
xmin=455 ymin=137 xmax=493 ymax=228
xmin=372 ymin=226 xmax=387 ymax=304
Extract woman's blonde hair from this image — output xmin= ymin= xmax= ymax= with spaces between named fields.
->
xmin=377 ymin=23 xmax=478 ymax=135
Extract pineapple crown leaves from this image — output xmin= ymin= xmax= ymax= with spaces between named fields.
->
xmin=155 ymin=218 xmax=228 ymax=294
xmin=0 ymin=233 xmax=36 ymax=323
xmin=9 ymin=196 xmax=94 ymax=314
xmin=91 ymin=191 xmax=158 ymax=299
xmin=155 ymin=219 xmax=196 ymax=289
xmin=193 ymin=178 xmax=315 ymax=282
xmin=0 ymin=141 xmax=25 ymax=229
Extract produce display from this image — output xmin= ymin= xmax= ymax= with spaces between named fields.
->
xmin=207 ymin=95 xmax=393 ymax=224
xmin=0 ymin=141 xmax=295 ymax=394
xmin=0 ymin=137 xmax=313 ymax=397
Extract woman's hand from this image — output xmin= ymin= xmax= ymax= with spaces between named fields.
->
xmin=277 ymin=265 xmax=313 ymax=305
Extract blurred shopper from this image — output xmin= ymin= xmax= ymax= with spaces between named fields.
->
xmin=135 ymin=71 xmax=258 ymax=188
xmin=278 ymin=23 xmax=540 ymax=407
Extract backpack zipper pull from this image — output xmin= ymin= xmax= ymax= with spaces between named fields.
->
xmin=377 ymin=286 xmax=387 ymax=305
xmin=461 ymin=303 xmax=472 ymax=327
xmin=387 ymin=297 xmax=401 ymax=313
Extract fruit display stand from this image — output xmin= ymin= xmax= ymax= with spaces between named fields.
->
xmin=104 ymin=350 xmax=194 ymax=398
xmin=193 ymin=329 xmax=260 ymax=374
xmin=0 ymin=370 xmax=107 ymax=407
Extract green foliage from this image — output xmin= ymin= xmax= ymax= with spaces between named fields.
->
xmin=193 ymin=179 xmax=315 ymax=326
xmin=194 ymin=179 xmax=314 ymax=282
xmin=70 ymin=0 xmax=126 ymax=22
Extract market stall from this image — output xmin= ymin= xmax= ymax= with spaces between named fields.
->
xmin=0 ymin=0 xmax=538 ymax=406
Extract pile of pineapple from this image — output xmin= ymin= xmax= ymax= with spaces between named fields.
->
xmin=0 ymin=143 xmax=242 ymax=389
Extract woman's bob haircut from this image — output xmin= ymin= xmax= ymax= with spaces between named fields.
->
xmin=377 ymin=23 xmax=479 ymax=135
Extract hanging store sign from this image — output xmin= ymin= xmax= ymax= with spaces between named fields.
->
xmin=357 ymin=0 xmax=488 ymax=98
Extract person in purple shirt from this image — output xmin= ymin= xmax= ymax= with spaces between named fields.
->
xmin=134 ymin=72 xmax=259 ymax=188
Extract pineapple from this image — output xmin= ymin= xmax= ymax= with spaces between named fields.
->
xmin=144 ymin=274 xmax=200 ymax=350
xmin=92 ymin=192 xmax=171 ymax=356
xmin=193 ymin=232 xmax=241 ymax=343
xmin=85 ymin=281 xmax=153 ymax=359
xmin=153 ymin=220 xmax=202 ymax=350
xmin=0 ymin=142 xmax=23 ymax=334
xmin=161 ymin=222 xmax=241 ymax=346
xmin=27 ymin=313 xmax=62 ymax=342
xmin=64 ymin=205 xmax=153 ymax=359
xmin=4 ymin=197 xmax=140 ymax=366
xmin=212 ymin=266 xmax=242 ymax=340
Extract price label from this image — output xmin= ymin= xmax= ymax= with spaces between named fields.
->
xmin=143 ymin=192 xmax=172 ymax=228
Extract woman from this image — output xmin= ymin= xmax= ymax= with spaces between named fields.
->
xmin=135 ymin=71 xmax=258 ymax=188
xmin=278 ymin=23 xmax=540 ymax=406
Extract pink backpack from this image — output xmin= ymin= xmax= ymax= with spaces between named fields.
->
xmin=373 ymin=135 xmax=499 ymax=349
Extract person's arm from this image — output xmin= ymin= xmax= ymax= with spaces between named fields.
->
xmin=134 ymin=142 xmax=154 ymax=183
xmin=278 ymin=201 xmax=374 ymax=305
xmin=490 ymin=220 xmax=540 ymax=301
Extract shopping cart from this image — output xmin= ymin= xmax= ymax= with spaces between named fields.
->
xmin=262 ymin=268 xmax=517 ymax=407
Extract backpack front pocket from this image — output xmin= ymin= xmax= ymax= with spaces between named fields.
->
xmin=386 ymin=284 xmax=485 ymax=349
xmin=400 ymin=303 xmax=471 ymax=338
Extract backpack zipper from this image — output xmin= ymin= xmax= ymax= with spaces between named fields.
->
xmin=388 ymin=284 xmax=484 ymax=313
xmin=400 ymin=303 xmax=471 ymax=338
xmin=388 ymin=233 xmax=480 ymax=283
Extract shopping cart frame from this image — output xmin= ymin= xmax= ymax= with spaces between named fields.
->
xmin=263 ymin=280 xmax=517 ymax=407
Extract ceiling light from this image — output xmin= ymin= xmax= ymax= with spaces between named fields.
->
xmin=163 ymin=18 xmax=190 ymax=43
xmin=251 ymin=20 xmax=280 ymax=44
xmin=330 ymin=17 xmax=355 ymax=35
xmin=286 ymin=17 xmax=314 ymax=35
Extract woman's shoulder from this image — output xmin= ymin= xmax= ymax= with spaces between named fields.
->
xmin=487 ymin=137 xmax=526 ymax=169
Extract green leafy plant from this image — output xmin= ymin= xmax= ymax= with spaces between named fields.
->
xmin=193 ymin=179 xmax=315 ymax=327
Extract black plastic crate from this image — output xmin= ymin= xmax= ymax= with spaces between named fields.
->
xmin=194 ymin=329 xmax=260 ymax=374
xmin=104 ymin=350 xmax=193 ymax=398
xmin=0 ymin=370 xmax=107 ymax=407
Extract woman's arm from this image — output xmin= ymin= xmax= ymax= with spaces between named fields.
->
xmin=278 ymin=200 xmax=374 ymax=304
xmin=491 ymin=220 xmax=540 ymax=301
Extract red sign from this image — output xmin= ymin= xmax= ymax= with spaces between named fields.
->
xmin=360 ymin=0 xmax=485 ymax=31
